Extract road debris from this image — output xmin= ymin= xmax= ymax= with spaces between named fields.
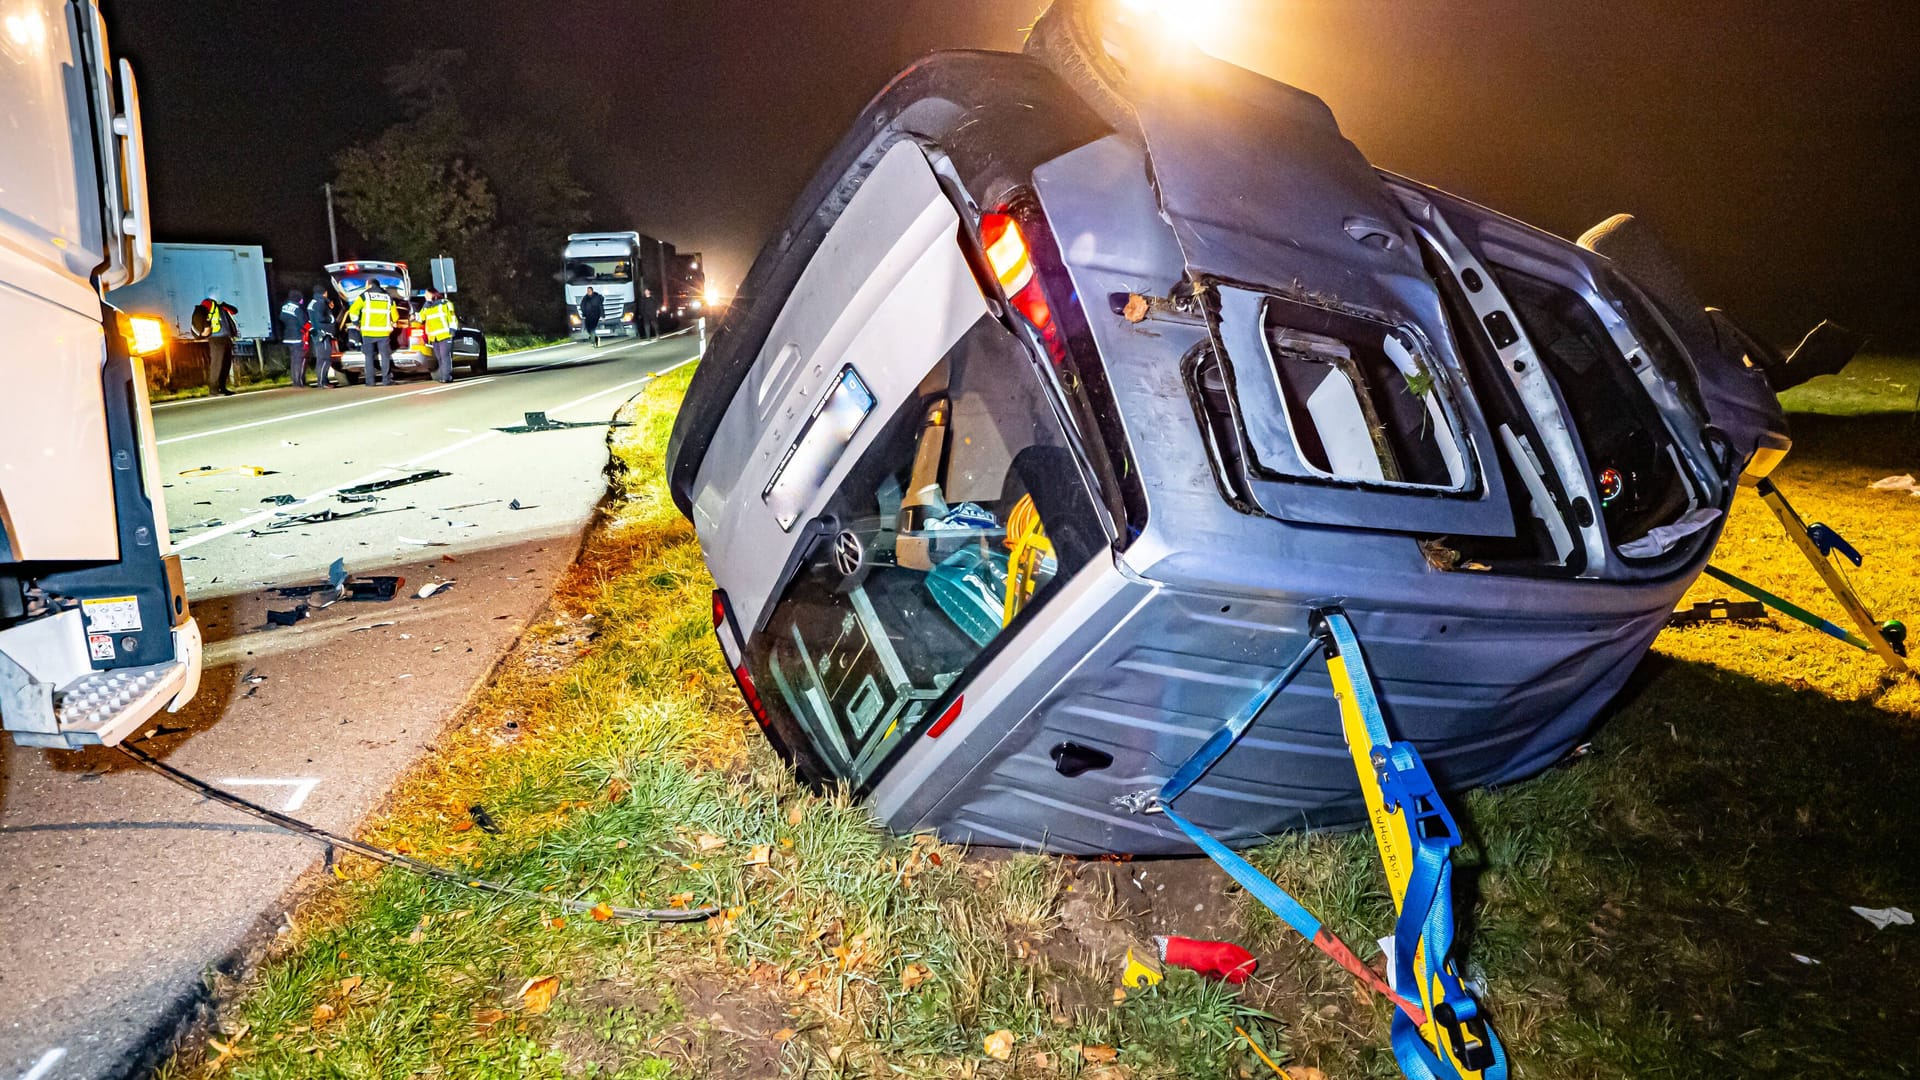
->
xmin=339 ymin=470 xmax=451 ymax=497
xmin=348 ymin=621 xmax=398 ymax=633
xmin=398 ymin=536 xmax=450 ymax=547
xmin=178 ymin=465 xmax=277 ymax=477
xmin=337 ymin=492 xmax=383 ymax=504
xmin=495 ymin=410 xmax=632 ymax=434
xmin=439 ymin=499 xmax=501 ymax=512
xmin=509 ymin=498 xmax=536 ymax=511
xmin=168 ymin=519 xmax=224 ymax=534
xmin=266 ymin=607 xmax=308 ymax=627
xmin=468 ymin=805 xmax=501 ymax=833
xmin=1868 ymin=475 xmax=1916 ymax=494
xmin=1850 ymin=905 xmax=1914 ymax=930
xmin=261 ymin=494 xmax=299 ymax=506
xmin=417 ymin=581 xmax=454 ymax=599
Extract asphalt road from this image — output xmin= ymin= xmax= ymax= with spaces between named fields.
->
xmin=0 ymin=330 xmax=702 ymax=1080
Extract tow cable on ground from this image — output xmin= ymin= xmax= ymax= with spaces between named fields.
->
xmin=1120 ymin=608 xmax=1505 ymax=1080
xmin=117 ymin=743 xmax=719 ymax=923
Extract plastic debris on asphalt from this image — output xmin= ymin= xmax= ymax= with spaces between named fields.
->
xmin=417 ymin=581 xmax=454 ymax=599
xmin=399 ymin=536 xmax=450 ymax=547
xmin=266 ymin=607 xmax=308 ymax=627
xmin=1851 ymin=905 xmax=1914 ymax=930
xmin=495 ymin=410 xmax=632 ymax=434
xmin=340 ymin=470 xmax=451 ymax=497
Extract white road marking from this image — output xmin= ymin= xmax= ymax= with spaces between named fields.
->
xmin=155 ymin=339 xmax=659 ymax=446
xmin=217 ymin=777 xmax=322 ymax=812
xmin=157 ymin=385 xmax=455 ymax=446
xmin=20 ymin=1047 xmax=66 ymax=1080
xmin=169 ymin=345 xmax=698 ymax=551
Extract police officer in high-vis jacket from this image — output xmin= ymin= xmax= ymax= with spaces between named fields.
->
xmin=346 ymin=283 xmax=398 ymax=386
xmin=420 ymin=288 xmax=459 ymax=383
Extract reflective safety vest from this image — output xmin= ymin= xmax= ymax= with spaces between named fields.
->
xmin=350 ymin=292 xmax=395 ymax=335
xmin=205 ymin=300 xmax=225 ymax=336
xmin=421 ymin=299 xmax=457 ymax=343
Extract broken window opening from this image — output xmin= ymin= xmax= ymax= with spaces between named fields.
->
xmin=1259 ymin=297 xmax=1468 ymax=491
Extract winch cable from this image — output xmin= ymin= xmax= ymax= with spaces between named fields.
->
xmin=117 ymin=743 xmax=719 ymax=923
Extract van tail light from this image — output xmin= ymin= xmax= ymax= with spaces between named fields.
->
xmin=712 ymin=590 xmax=768 ymax=727
xmin=979 ymin=213 xmax=1054 ymax=333
xmin=926 ymin=696 xmax=963 ymax=739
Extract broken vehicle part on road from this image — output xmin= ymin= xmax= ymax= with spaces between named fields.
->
xmin=338 ymin=470 xmax=452 ymax=497
xmin=494 ymin=410 xmax=634 ymax=434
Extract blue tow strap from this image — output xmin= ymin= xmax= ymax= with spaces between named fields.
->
xmin=1132 ymin=611 xmax=1506 ymax=1080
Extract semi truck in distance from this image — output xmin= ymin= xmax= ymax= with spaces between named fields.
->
xmin=0 ymin=0 xmax=203 ymax=750
xmin=564 ymin=231 xmax=646 ymax=342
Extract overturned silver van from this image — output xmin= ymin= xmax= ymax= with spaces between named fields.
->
xmin=666 ymin=4 xmax=1835 ymax=854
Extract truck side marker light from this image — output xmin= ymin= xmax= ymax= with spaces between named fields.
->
xmin=926 ymin=696 xmax=964 ymax=739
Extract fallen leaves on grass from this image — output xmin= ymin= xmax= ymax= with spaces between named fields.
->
xmin=310 ymin=1003 xmax=336 ymax=1026
xmin=336 ymin=976 xmax=362 ymax=997
xmin=1078 ymin=1044 xmax=1119 ymax=1064
xmin=668 ymin=891 xmax=696 ymax=908
xmin=547 ymin=915 xmax=568 ymax=929
xmin=472 ymin=1007 xmax=507 ymax=1031
xmin=901 ymin=963 xmax=932 ymax=991
xmin=518 ymin=975 xmax=560 ymax=1014
xmin=589 ymin=902 xmax=615 ymax=922
xmin=695 ymin=833 xmax=727 ymax=852
xmin=773 ymin=1027 xmax=796 ymax=1043
xmin=786 ymin=803 xmax=805 ymax=827
xmin=984 ymin=1029 xmax=1016 ymax=1061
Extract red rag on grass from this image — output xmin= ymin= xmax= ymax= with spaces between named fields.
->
xmin=1156 ymin=935 xmax=1258 ymax=984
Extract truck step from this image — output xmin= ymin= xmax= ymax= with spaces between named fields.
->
xmin=10 ymin=663 xmax=188 ymax=751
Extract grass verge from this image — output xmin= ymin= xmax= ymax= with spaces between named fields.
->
xmin=163 ymin=359 xmax=1920 ymax=1079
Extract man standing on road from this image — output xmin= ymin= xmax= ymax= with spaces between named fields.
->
xmin=279 ymin=289 xmax=314 ymax=388
xmin=308 ymin=289 xmax=341 ymax=388
xmin=420 ymin=287 xmax=458 ymax=383
xmin=192 ymin=288 xmax=241 ymax=396
xmin=579 ymin=285 xmax=604 ymax=347
xmin=639 ymin=286 xmax=658 ymax=339
xmin=346 ymin=284 xmax=397 ymax=386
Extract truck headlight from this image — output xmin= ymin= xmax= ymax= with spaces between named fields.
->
xmin=568 ymin=313 xmax=582 ymax=326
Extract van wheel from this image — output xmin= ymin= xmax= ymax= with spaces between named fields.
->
xmin=465 ymin=336 xmax=489 ymax=374
xmin=1025 ymin=0 xmax=1137 ymax=134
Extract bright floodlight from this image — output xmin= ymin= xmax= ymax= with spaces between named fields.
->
xmin=1114 ymin=0 xmax=1229 ymax=46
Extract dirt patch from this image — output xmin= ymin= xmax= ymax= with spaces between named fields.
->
xmin=1048 ymin=857 xmax=1245 ymax=973
xmin=647 ymin=971 xmax=794 ymax=1080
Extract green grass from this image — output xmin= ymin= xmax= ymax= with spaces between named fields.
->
xmin=165 ymin=360 xmax=1920 ymax=1079
xmin=1776 ymin=352 xmax=1920 ymax=417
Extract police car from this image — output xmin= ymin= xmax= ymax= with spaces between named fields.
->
xmin=323 ymin=260 xmax=488 ymax=379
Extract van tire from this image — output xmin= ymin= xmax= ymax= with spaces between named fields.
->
xmin=1024 ymin=0 xmax=1136 ymax=135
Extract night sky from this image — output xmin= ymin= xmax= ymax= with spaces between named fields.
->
xmin=107 ymin=1 xmax=1920 ymax=346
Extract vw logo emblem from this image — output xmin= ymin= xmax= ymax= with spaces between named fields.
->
xmin=833 ymin=531 xmax=864 ymax=577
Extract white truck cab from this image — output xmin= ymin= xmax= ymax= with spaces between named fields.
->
xmin=0 ymin=0 xmax=202 ymax=750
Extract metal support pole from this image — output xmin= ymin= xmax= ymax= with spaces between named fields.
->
xmin=324 ymin=182 xmax=339 ymax=262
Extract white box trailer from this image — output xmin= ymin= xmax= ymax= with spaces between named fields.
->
xmin=106 ymin=241 xmax=272 ymax=340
